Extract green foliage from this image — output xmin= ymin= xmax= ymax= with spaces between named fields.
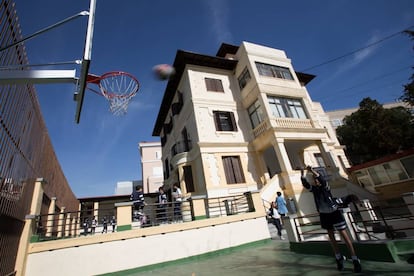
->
xmin=336 ymin=98 xmax=414 ymax=165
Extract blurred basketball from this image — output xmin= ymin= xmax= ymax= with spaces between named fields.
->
xmin=153 ymin=64 xmax=175 ymax=80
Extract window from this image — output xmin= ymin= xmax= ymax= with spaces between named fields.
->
xmin=268 ymin=96 xmax=307 ymax=119
xmin=368 ymin=166 xmax=389 ymax=185
xmin=183 ymin=165 xmax=195 ymax=192
xmin=248 ymin=100 xmax=264 ymax=129
xmin=331 ymin=118 xmax=343 ymax=128
xmin=213 ymin=111 xmax=237 ymax=131
xmin=182 ymin=128 xmax=191 ymax=152
xmin=355 ymin=170 xmax=373 ymax=188
xmin=401 ymin=156 xmax=414 ymax=178
xmin=222 ymin=156 xmax=245 ymax=184
xmin=238 ymin=67 xmax=251 ymax=89
xmin=155 ymin=151 xmax=161 ymax=159
xmin=255 ymin=62 xmax=293 ymax=80
xmin=164 ymin=159 xmax=169 ymax=179
xmin=153 ymin=167 xmax=163 ymax=176
xmin=314 ymin=153 xmax=326 ymax=168
xmin=383 ymin=161 xmax=408 ymax=182
xmin=205 ymin=78 xmax=224 ymax=92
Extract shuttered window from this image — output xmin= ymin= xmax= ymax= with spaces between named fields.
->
xmin=213 ymin=111 xmax=237 ymax=131
xmin=222 ymin=156 xmax=245 ymax=184
xmin=205 ymin=78 xmax=224 ymax=92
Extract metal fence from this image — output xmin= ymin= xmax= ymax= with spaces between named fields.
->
xmin=293 ymin=200 xmax=414 ymax=242
xmin=32 ymin=192 xmax=256 ymax=241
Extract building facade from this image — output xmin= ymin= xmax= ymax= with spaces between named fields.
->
xmin=348 ymin=149 xmax=414 ymax=200
xmin=115 ymin=180 xmax=142 ymax=195
xmin=153 ymin=42 xmax=360 ymax=215
xmin=139 ymin=141 xmax=163 ymax=193
xmin=0 ymin=1 xmax=78 ymax=275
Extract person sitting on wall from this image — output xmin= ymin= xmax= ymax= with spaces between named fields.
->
xmin=130 ymin=185 xmax=146 ymax=220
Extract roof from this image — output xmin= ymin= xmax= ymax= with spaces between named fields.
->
xmin=78 ymin=194 xmax=130 ymax=202
xmin=348 ymin=148 xmax=414 ymax=172
xmin=216 ymin=43 xmax=239 ymax=57
xmin=152 ymin=49 xmax=238 ymax=136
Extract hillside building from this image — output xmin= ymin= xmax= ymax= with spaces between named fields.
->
xmin=152 ymin=42 xmax=369 ymax=216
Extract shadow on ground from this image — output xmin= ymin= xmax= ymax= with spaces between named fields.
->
xmin=124 ymin=240 xmax=413 ymax=276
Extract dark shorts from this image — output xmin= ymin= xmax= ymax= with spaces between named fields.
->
xmin=319 ymin=210 xmax=347 ymax=230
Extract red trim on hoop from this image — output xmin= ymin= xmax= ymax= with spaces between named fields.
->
xmin=86 ymin=73 xmax=101 ymax=84
xmin=85 ymin=71 xmax=140 ymax=99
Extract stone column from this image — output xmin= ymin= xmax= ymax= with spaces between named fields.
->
xmin=93 ymin=201 xmax=99 ymax=217
xmin=57 ymin=207 xmax=66 ymax=238
xmin=272 ymin=138 xmax=293 ymax=172
xmin=272 ymin=139 xmax=293 ymax=191
xmin=65 ymin=213 xmax=71 ymax=237
xmin=71 ymin=217 xmax=77 ymax=237
xmin=45 ymin=197 xmax=57 ymax=237
xmin=178 ymin=165 xmax=187 ymax=194
xmin=15 ymin=178 xmax=45 ymax=276
xmin=114 ymin=202 xmax=133 ymax=231
xmin=76 ymin=202 xmax=82 ymax=236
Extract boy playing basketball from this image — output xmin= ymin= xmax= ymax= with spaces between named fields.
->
xmin=301 ymin=166 xmax=361 ymax=273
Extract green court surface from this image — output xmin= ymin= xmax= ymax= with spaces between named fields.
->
xmin=107 ymin=239 xmax=414 ymax=276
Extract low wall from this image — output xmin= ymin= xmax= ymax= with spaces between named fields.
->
xmin=25 ymin=213 xmax=270 ymax=276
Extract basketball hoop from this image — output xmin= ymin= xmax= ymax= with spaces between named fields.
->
xmin=86 ymin=71 xmax=140 ymax=116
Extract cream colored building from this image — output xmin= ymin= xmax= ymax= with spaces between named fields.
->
xmin=152 ymin=42 xmax=372 ymax=215
xmin=139 ymin=141 xmax=163 ymax=193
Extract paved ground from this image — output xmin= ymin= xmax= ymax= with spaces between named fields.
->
xmin=127 ymin=239 xmax=414 ymax=276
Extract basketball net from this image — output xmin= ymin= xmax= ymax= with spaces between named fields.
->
xmin=87 ymin=71 xmax=140 ymax=116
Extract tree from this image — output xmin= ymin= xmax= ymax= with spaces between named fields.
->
xmin=400 ymin=30 xmax=414 ymax=106
xmin=336 ymin=98 xmax=414 ymax=165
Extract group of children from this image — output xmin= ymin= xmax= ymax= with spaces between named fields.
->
xmin=83 ymin=216 xmax=116 ymax=235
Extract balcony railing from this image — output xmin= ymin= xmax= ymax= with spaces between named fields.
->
xmin=252 ymin=117 xmax=316 ymax=138
xmin=271 ymin=117 xmax=314 ymax=129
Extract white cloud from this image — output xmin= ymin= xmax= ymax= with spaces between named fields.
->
xmin=332 ymin=32 xmax=380 ymax=76
xmin=203 ymin=0 xmax=234 ymax=44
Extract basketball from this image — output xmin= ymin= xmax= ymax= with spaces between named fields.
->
xmin=153 ymin=64 xmax=175 ymax=80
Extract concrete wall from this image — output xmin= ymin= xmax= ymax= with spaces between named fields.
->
xmin=25 ymin=214 xmax=270 ymax=276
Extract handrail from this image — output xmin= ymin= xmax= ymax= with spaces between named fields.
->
xmin=32 ymin=192 xmax=257 ymax=242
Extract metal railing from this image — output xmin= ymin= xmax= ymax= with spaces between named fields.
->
xmin=293 ymin=201 xmax=414 ymax=242
xmin=31 ymin=192 xmax=256 ymax=242
xmin=204 ymin=192 xmax=252 ymax=218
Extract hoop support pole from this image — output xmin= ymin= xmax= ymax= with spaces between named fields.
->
xmin=75 ymin=0 xmax=96 ymax=124
xmin=0 ymin=69 xmax=77 ymax=84
xmin=0 ymin=11 xmax=89 ymax=53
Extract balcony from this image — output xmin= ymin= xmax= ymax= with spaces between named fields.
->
xmin=271 ymin=117 xmax=314 ymax=129
xmin=252 ymin=117 xmax=316 ymax=138
xmin=172 ymin=101 xmax=183 ymax=116
xmin=171 ymin=140 xmax=192 ymax=157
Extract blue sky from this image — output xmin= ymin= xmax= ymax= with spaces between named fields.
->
xmin=13 ymin=0 xmax=414 ymax=198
